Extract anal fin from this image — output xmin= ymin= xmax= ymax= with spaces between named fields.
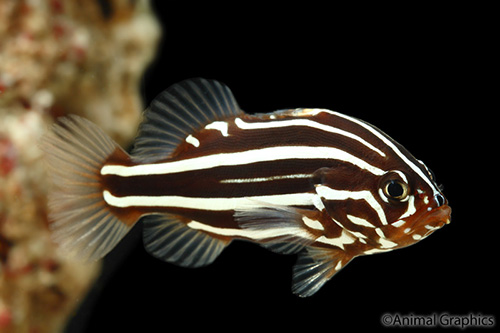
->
xmin=292 ymin=247 xmax=353 ymax=297
xmin=143 ymin=214 xmax=230 ymax=268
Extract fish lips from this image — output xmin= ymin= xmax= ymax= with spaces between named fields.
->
xmin=412 ymin=204 xmax=452 ymax=238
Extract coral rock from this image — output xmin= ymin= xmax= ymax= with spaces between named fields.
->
xmin=0 ymin=0 xmax=160 ymax=332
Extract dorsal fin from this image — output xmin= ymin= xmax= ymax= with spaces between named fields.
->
xmin=132 ymin=78 xmax=242 ymax=161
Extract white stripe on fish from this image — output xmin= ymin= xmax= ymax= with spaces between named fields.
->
xmin=315 ymin=185 xmax=388 ymax=225
xmin=234 ymin=117 xmax=386 ymax=157
xmin=101 ymin=145 xmax=385 ymax=177
xmin=103 ymin=190 xmax=317 ymax=210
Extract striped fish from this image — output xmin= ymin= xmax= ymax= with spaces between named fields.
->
xmin=40 ymin=78 xmax=451 ymax=297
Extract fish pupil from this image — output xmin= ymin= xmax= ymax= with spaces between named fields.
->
xmin=387 ymin=180 xmax=404 ymax=198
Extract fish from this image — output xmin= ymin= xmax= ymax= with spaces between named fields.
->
xmin=40 ymin=78 xmax=452 ymax=297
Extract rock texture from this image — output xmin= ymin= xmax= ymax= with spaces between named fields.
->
xmin=0 ymin=0 xmax=160 ymax=331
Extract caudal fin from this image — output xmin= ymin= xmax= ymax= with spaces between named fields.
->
xmin=40 ymin=115 xmax=136 ymax=261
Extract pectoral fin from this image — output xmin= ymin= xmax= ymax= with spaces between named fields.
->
xmin=234 ymin=205 xmax=318 ymax=254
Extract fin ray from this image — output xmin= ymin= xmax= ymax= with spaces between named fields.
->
xmin=40 ymin=115 xmax=137 ymax=261
xmin=132 ymin=78 xmax=242 ymax=161
xmin=292 ymin=247 xmax=352 ymax=297
xmin=143 ymin=214 xmax=230 ymax=268
xmin=235 ymin=205 xmax=317 ymax=254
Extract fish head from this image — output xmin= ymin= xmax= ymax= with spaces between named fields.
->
xmin=313 ymin=159 xmax=451 ymax=252
xmin=375 ymin=162 xmax=451 ymax=249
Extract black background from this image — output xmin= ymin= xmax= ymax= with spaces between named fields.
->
xmin=70 ymin=2 xmax=496 ymax=332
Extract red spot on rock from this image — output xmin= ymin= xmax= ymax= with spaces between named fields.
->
xmin=52 ymin=23 xmax=65 ymax=39
xmin=50 ymin=0 xmax=64 ymax=14
xmin=0 ymin=307 xmax=12 ymax=329
xmin=0 ymin=136 xmax=17 ymax=177
xmin=40 ymin=258 xmax=60 ymax=272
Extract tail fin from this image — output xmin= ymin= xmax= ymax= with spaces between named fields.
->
xmin=40 ymin=115 xmax=136 ymax=261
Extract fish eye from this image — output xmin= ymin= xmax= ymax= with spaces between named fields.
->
xmin=383 ymin=179 xmax=409 ymax=201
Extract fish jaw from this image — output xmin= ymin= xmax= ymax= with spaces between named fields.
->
xmin=384 ymin=204 xmax=451 ymax=249
xmin=410 ymin=204 xmax=452 ymax=240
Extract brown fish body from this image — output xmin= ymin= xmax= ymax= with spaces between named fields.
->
xmin=41 ymin=78 xmax=451 ymax=296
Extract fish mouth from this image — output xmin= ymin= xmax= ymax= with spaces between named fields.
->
xmin=412 ymin=204 xmax=452 ymax=238
xmin=424 ymin=204 xmax=451 ymax=226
